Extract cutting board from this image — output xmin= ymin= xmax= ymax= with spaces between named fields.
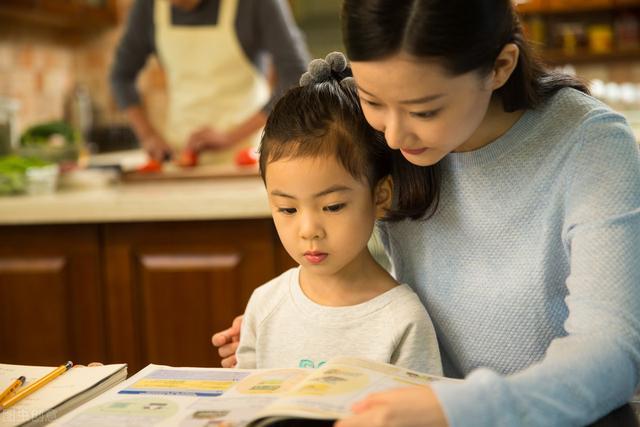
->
xmin=122 ymin=162 xmax=260 ymax=182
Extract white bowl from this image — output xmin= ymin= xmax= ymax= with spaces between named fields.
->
xmin=25 ymin=164 xmax=60 ymax=195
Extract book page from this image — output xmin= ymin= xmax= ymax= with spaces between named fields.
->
xmin=251 ymin=357 xmax=452 ymax=423
xmin=0 ymin=363 xmax=126 ymax=427
xmin=52 ymin=360 xmax=453 ymax=427
xmin=52 ymin=364 xmax=298 ymax=427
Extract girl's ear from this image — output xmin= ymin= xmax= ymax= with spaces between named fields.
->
xmin=490 ymin=43 xmax=519 ymax=91
xmin=374 ymin=175 xmax=393 ymax=219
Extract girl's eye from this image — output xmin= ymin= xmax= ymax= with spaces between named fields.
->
xmin=277 ymin=207 xmax=297 ymax=215
xmin=410 ymin=108 xmax=442 ymax=119
xmin=324 ymin=203 xmax=346 ymax=213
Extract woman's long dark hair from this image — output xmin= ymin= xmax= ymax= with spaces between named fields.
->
xmin=342 ymin=0 xmax=589 ymax=220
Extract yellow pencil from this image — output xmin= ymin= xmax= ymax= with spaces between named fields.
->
xmin=0 ymin=376 xmax=25 ymax=403
xmin=0 ymin=361 xmax=73 ymax=413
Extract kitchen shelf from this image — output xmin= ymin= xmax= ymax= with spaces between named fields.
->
xmin=517 ymin=1 xmax=640 ymax=63
xmin=539 ymin=47 xmax=640 ymax=63
xmin=518 ymin=1 xmax=640 ymax=15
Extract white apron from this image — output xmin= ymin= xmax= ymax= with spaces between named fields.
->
xmin=155 ymin=0 xmax=270 ymax=164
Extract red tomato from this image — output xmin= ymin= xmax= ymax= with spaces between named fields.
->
xmin=235 ymin=148 xmax=258 ymax=166
xmin=137 ymin=159 xmax=163 ymax=173
xmin=177 ymin=149 xmax=199 ymax=168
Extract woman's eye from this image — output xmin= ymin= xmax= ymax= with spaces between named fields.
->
xmin=278 ymin=207 xmax=297 ymax=215
xmin=362 ymin=99 xmax=383 ymax=108
xmin=324 ymin=203 xmax=346 ymax=213
xmin=410 ymin=108 xmax=442 ymax=119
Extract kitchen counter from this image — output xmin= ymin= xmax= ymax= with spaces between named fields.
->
xmin=0 ymin=176 xmax=271 ymax=225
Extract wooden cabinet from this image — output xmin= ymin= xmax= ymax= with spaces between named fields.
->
xmin=0 ymin=0 xmax=117 ymax=30
xmin=102 ymin=220 xmax=291 ymax=373
xmin=0 ymin=220 xmax=295 ymax=373
xmin=517 ymin=0 xmax=640 ymax=63
xmin=0 ymin=225 xmax=105 ymax=366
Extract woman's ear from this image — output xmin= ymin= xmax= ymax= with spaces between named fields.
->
xmin=490 ymin=43 xmax=519 ymax=90
xmin=374 ymin=175 xmax=393 ymax=219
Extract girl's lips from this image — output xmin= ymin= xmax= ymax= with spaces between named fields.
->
xmin=304 ymin=252 xmax=328 ymax=264
xmin=401 ymin=147 xmax=428 ymax=156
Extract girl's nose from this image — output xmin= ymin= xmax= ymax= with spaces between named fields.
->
xmin=299 ymin=213 xmax=324 ymax=240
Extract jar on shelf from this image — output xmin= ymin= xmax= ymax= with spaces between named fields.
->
xmin=587 ymin=24 xmax=614 ymax=53
xmin=0 ymin=97 xmax=20 ymax=157
xmin=614 ymin=12 xmax=639 ymax=50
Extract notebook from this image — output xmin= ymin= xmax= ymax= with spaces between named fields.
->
xmin=0 ymin=363 xmax=127 ymax=427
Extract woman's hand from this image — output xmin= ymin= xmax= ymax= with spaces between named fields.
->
xmin=141 ymin=133 xmax=173 ymax=162
xmin=334 ymin=386 xmax=449 ymax=427
xmin=211 ymin=315 xmax=243 ymax=368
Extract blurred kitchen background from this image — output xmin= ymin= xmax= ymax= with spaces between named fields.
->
xmin=1 ymin=0 xmax=639 ymax=372
xmin=3 ymin=0 xmax=640 ymax=147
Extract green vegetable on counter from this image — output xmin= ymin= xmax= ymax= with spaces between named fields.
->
xmin=19 ymin=120 xmax=78 ymax=146
xmin=0 ymin=155 xmax=52 ymax=195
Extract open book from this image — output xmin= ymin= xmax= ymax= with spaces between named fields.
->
xmin=0 ymin=363 xmax=127 ymax=427
xmin=52 ymin=357 xmax=455 ymax=427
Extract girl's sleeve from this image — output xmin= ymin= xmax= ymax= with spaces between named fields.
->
xmin=235 ymin=293 xmax=260 ymax=369
xmin=390 ymin=292 xmax=443 ymax=376
xmin=431 ymin=111 xmax=640 ymax=426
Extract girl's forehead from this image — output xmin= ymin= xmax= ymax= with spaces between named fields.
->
xmin=266 ymin=154 xmax=346 ymax=176
xmin=265 ymin=155 xmax=367 ymax=189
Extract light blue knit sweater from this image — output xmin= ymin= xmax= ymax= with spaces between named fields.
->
xmin=378 ymin=88 xmax=640 ymax=426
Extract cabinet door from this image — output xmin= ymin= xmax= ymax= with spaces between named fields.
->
xmin=103 ymin=220 xmax=283 ymax=372
xmin=0 ymin=225 xmax=105 ymax=366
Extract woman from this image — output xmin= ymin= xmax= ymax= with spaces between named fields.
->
xmin=111 ymin=0 xmax=309 ymax=163
xmin=214 ymin=0 xmax=640 ymax=425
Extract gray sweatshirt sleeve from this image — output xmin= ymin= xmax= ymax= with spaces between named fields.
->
xmin=252 ymin=0 xmax=310 ymax=113
xmin=109 ymin=0 xmax=155 ymax=110
xmin=390 ymin=290 xmax=443 ymax=376
xmin=235 ymin=309 xmax=258 ymax=369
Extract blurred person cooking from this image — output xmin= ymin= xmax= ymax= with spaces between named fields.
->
xmin=110 ymin=0 xmax=310 ymax=165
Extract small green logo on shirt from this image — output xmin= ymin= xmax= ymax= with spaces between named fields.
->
xmin=298 ymin=359 xmax=326 ymax=368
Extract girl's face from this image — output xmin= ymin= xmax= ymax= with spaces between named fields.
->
xmin=351 ymin=53 xmax=495 ymax=166
xmin=265 ymin=155 xmax=388 ymax=279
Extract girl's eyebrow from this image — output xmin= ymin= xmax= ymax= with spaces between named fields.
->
xmin=357 ymin=85 xmax=444 ymax=105
xmin=270 ymin=185 xmax=353 ymax=199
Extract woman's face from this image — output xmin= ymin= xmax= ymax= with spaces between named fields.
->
xmin=351 ymin=53 xmax=494 ymax=166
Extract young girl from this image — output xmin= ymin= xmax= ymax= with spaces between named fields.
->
xmin=216 ymin=1 xmax=639 ymax=426
xmin=234 ymin=53 xmax=442 ymax=375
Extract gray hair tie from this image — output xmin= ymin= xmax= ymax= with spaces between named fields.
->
xmin=299 ymin=51 xmax=351 ymax=86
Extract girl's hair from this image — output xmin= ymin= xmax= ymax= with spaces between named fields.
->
xmin=342 ymin=0 xmax=589 ymax=220
xmin=259 ymin=69 xmax=393 ymax=214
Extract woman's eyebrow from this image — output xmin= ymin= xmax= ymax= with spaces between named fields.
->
xmin=357 ymin=85 xmax=444 ymax=104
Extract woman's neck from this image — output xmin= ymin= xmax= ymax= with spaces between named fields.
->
xmin=298 ymin=250 xmax=397 ymax=307
xmin=455 ymin=98 xmax=525 ymax=153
